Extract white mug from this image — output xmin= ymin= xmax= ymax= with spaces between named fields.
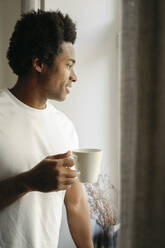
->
xmin=70 ymin=148 xmax=102 ymax=183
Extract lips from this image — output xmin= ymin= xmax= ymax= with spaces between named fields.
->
xmin=65 ymin=83 xmax=72 ymax=93
xmin=65 ymin=87 xmax=70 ymax=93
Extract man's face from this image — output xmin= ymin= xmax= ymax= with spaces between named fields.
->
xmin=40 ymin=42 xmax=77 ymax=101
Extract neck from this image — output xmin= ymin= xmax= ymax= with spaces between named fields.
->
xmin=9 ymin=76 xmax=47 ymax=110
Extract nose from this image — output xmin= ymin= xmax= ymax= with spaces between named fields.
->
xmin=69 ymin=69 xmax=77 ymax=82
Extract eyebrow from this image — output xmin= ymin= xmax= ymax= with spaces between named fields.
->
xmin=68 ymin=58 xmax=76 ymax=64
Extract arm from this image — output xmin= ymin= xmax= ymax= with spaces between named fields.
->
xmin=64 ymin=181 xmax=94 ymax=248
xmin=0 ymin=172 xmax=30 ymax=210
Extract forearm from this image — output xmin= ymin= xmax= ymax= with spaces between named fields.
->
xmin=66 ymin=197 xmax=94 ymax=248
xmin=0 ymin=172 xmax=30 ymax=210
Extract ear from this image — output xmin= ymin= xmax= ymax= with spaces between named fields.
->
xmin=32 ymin=57 xmax=45 ymax=73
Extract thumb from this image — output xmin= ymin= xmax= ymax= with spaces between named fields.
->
xmin=48 ymin=151 xmax=71 ymax=160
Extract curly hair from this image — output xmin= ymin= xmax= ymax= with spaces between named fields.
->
xmin=7 ymin=9 xmax=77 ymax=77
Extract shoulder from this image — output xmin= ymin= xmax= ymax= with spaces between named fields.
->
xmin=0 ymin=88 xmax=14 ymax=111
xmin=0 ymin=88 xmax=8 ymax=102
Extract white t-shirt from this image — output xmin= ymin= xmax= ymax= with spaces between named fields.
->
xmin=0 ymin=88 xmax=79 ymax=248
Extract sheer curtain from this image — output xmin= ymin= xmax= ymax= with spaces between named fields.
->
xmin=118 ymin=1 xmax=165 ymax=247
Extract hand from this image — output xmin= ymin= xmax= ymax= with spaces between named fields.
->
xmin=25 ymin=151 xmax=78 ymax=192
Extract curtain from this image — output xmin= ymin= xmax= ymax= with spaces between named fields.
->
xmin=118 ymin=1 xmax=165 ymax=247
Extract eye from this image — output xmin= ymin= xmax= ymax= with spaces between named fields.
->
xmin=67 ymin=64 xmax=72 ymax=69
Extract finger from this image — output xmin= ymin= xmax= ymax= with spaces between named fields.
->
xmin=62 ymin=158 xmax=75 ymax=168
xmin=62 ymin=177 xmax=78 ymax=186
xmin=64 ymin=168 xmax=79 ymax=178
xmin=46 ymin=157 xmax=75 ymax=169
xmin=60 ymin=184 xmax=72 ymax=191
xmin=48 ymin=151 xmax=71 ymax=160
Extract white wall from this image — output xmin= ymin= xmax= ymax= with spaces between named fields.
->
xmin=44 ymin=1 xmax=120 ymax=247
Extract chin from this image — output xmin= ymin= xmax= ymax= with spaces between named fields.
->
xmin=48 ymin=92 xmax=66 ymax=102
xmin=55 ymin=95 xmax=66 ymax=102
xmin=56 ymin=98 xmax=65 ymax=102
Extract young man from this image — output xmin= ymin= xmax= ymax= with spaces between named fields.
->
xmin=0 ymin=10 xmax=94 ymax=248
